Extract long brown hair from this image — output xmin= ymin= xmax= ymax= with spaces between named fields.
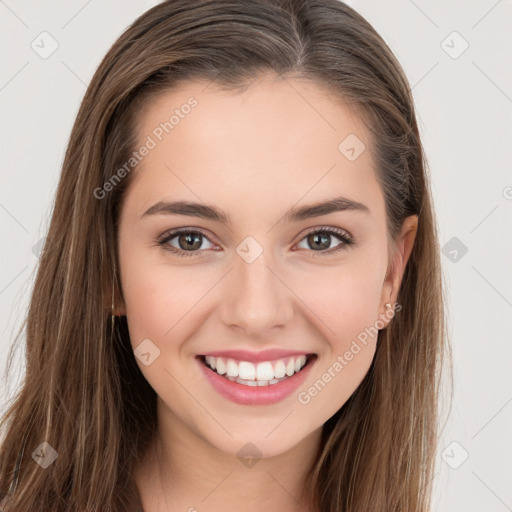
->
xmin=0 ymin=1 xmax=451 ymax=510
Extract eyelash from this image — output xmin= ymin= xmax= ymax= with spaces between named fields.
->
xmin=157 ymin=226 xmax=355 ymax=258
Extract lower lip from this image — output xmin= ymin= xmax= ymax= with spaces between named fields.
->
xmin=196 ymin=355 xmax=316 ymax=406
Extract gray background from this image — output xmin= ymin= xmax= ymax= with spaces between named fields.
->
xmin=1 ymin=1 xmax=511 ymax=510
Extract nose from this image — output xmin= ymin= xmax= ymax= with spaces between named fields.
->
xmin=219 ymin=248 xmax=294 ymax=337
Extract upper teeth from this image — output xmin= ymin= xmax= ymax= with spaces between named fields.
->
xmin=204 ymin=355 xmax=308 ymax=381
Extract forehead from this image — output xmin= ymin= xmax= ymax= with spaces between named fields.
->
xmin=123 ymin=74 xmax=383 ymax=220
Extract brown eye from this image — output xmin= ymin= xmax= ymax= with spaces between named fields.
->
xmin=296 ymin=227 xmax=354 ymax=255
xmin=306 ymin=232 xmax=332 ymax=251
xmin=158 ymin=229 xmax=216 ymax=256
xmin=176 ymin=232 xmax=203 ymax=251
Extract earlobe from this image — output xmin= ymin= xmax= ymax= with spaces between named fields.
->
xmin=112 ymin=301 xmax=127 ymax=317
xmin=107 ymin=270 xmax=127 ymax=317
xmin=112 ymin=290 xmax=127 ymax=317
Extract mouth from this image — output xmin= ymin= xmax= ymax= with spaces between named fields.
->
xmin=197 ymin=353 xmax=317 ymax=386
xmin=196 ymin=353 xmax=317 ymax=405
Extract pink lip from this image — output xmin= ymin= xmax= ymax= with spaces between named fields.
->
xmin=200 ymin=348 xmax=312 ymax=363
xmin=196 ymin=354 xmax=317 ymax=406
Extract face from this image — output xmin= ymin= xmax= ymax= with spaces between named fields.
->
xmin=116 ymin=74 xmax=416 ymax=459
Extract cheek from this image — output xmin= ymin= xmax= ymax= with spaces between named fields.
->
xmin=119 ymin=259 xmax=206 ymax=408
xmin=121 ymin=261 xmax=205 ymax=346
xmin=295 ymin=258 xmax=386 ymax=347
xmin=295 ymin=264 xmax=383 ymax=420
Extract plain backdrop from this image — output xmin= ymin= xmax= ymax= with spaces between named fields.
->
xmin=1 ymin=1 xmax=511 ymax=510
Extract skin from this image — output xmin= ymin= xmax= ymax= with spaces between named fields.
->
xmin=115 ymin=73 xmax=417 ymax=511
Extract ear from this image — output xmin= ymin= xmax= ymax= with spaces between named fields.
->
xmin=379 ymin=215 xmax=418 ymax=325
xmin=113 ymin=280 xmax=127 ymax=316
xmin=104 ymin=271 xmax=127 ymax=317
xmin=113 ymin=295 xmax=127 ymax=316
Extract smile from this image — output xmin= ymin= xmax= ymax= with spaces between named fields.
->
xmin=201 ymin=354 xmax=310 ymax=386
xmin=196 ymin=352 xmax=317 ymax=405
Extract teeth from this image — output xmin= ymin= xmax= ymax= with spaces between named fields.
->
xmin=226 ymin=359 xmax=239 ymax=377
xmin=238 ymin=361 xmax=256 ymax=380
xmin=203 ymin=354 xmax=310 ymax=383
xmin=216 ymin=358 xmax=226 ymax=375
xmin=256 ymin=362 xmax=274 ymax=381
xmin=236 ymin=375 xmax=288 ymax=387
xmin=274 ymin=361 xmax=286 ymax=378
xmin=295 ymin=355 xmax=306 ymax=372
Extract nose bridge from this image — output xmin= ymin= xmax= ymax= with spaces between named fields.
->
xmin=220 ymin=240 xmax=294 ymax=334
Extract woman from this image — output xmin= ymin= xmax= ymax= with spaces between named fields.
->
xmin=0 ymin=0 xmax=450 ymax=510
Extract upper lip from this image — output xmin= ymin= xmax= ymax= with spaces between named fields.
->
xmin=199 ymin=349 xmax=314 ymax=363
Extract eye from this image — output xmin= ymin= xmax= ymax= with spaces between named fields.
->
xmin=157 ymin=226 xmax=355 ymax=258
xmin=295 ymin=226 xmax=354 ymax=256
xmin=157 ymin=228 xmax=217 ymax=257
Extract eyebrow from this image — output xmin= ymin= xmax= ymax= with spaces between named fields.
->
xmin=140 ymin=196 xmax=369 ymax=224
